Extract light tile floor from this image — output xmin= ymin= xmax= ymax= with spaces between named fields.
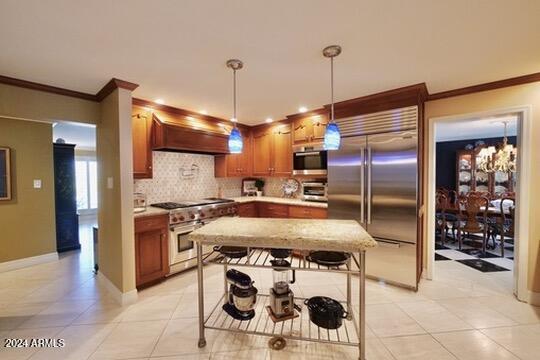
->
xmin=0 ymin=223 xmax=538 ymax=359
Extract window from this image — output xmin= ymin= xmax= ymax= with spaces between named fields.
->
xmin=75 ymin=159 xmax=98 ymax=211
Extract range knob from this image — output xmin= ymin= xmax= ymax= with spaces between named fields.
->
xmin=189 ymin=213 xmax=195 ymax=220
xmin=219 ymin=209 xmax=225 ymax=215
xmin=179 ymin=216 xmax=185 ymax=221
xmin=199 ymin=211 xmax=205 ymax=218
xmin=172 ymin=216 xmax=178 ymax=222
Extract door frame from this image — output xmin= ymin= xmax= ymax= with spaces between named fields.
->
xmin=426 ymin=105 xmax=532 ymax=302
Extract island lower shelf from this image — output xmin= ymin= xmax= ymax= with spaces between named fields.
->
xmin=205 ymin=293 xmax=359 ymax=347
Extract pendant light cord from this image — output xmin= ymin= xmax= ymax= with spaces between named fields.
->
xmin=233 ymin=68 xmax=237 ymax=128
xmin=330 ymin=56 xmax=335 ymax=123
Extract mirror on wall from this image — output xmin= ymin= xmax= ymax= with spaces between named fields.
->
xmin=0 ymin=147 xmax=11 ymax=200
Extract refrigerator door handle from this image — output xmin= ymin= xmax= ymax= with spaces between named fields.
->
xmin=367 ymin=146 xmax=372 ymax=224
xmin=360 ymin=147 xmax=365 ymax=223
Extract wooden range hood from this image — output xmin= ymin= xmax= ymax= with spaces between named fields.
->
xmin=147 ymin=101 xmax=244 ymax=155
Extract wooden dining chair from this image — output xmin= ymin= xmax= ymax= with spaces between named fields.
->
xmin=456 ymin=194 xmax=490 ymax=252
xmin=490 ymin=197 xmax=515 ymax=257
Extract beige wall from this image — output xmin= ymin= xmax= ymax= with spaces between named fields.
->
xmin=0 ymin=118 xmax=56 ymax=262
xmin=0 ymin=83 xmax=100 ymax=124
xmin=424 ymin=82 xmax=540 ymax=292
xmin=97 ymin=88 xmax=135 ymax=293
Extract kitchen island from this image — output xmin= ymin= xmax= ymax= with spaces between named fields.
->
xmin=188 ymin=217 xmax=376 ymax=360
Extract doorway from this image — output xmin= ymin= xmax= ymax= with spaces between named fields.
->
xmin=426 ymin=106 xmax=532 ymax=302
xmin=53 ymin=121 xmax=97 ymax=270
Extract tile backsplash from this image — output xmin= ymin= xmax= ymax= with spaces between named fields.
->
xmin=134 ymin=151 xmax=242 ymax=203
xmin=134 ymin=151 xmax=317 ymax=203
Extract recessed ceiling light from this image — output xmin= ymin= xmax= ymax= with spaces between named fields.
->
xmin=265 ymin=118 xmax=273 ymax=123
xmin=298 ymin=106 xmax=308 ymax=113
xmin=199 ymin=110 xmax=208 ymax=115
xmin=230 ymin=117 xmax=237 ymax=123
xmin=155 ymin=99 xmax=165 ymax=104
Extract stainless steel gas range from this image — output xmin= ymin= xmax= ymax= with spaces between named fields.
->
xmin=150 ymin=198 xmax=238 ymax=275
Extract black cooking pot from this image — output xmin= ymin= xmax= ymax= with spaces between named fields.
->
xmin=270 ymin=248 xmax=292 ymax=259
xmin=214 ymin=246 xmax=248 ymax=258
xmin=304 ymin=296 xmax=348 ymax=329
xmin=307 ymin=251 xmax=350 ymax=266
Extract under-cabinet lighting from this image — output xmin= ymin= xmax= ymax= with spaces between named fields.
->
xmin=154 ymin=99 xmax=165 ymax=104
xmin=265 ymin=118 xmax=273 ymax=123
xmin=298 ymin=106 xmax=308 ymax=113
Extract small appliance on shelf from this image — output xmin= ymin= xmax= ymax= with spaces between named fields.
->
xmin=267 ymin=249 xmax=298 ymax=321
xmin=301 ymin=180 xmax=327 ymax=202
xmin=223 ymin=269 xmax=258 ymax=321
xmin=133 ymin=193 xmax=147 ymax=213
xmin=242 ymin=178 xmax=258 ymax=196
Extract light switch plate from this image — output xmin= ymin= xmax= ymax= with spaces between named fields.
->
xmin=107 ymin=177 xmax=114 ymax=189
xmin=33 ymin=179 xmax=42 ymax=189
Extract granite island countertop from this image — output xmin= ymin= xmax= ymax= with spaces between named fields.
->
xmin=133 ymin=206 xmax=170 ymax=218
xmin=231 ymin=196 xmax=327 ymax=209
xmin=187 ymin=217 xmax=376 ymax=252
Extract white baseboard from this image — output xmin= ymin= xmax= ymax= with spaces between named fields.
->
xmin=0 ymin=252 xmax=58 ymax=273
xmin=527 ymin=290 xmax=540 ymax=306
xmin=97 ymin=272 xmax=138 ymax=305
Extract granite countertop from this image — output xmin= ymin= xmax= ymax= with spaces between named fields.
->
xmin=231 ymin=196 xmax=328 ymax=209
xmin=187 ymin=217 xmax=376 ymax=252
xmin=133 ymin=206 xmax=170 ymax=218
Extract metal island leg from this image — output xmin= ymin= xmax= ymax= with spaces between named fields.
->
xmin=359 ymin=251 xmax=366 ymax=360
xmin=197 ymin=243 xmax=206 ymax=348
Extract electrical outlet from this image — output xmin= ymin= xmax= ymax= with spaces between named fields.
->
xmin=33 ymin=179 xmax=42 ymax=189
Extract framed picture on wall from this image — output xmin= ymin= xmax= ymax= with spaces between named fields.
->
xmin=0 ymin=147 xmax=11 ymax=200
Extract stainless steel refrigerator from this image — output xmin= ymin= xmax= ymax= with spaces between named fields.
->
xmin=328 ymin=130 xmax=418 ymax=289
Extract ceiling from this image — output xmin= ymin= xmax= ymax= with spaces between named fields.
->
xmin=53 ymin=121 xmax=96 ymax=150
xmin=1 ymin=1 xmax=539 ymax=125
xmin=435 ymin=114 xmax=518 ymax=142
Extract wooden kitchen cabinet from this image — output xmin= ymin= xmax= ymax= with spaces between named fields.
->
xmin=257 ymin=202 xmax=289 ymax=218
xmin=132 ymin=109 xmax=153 ymax=179
xmin=134 ymin=214 xmax=169 ymax=288
xmin=237 ymin=202 xmax=257 ymax=217
xmin=288 ymin=205 xmax=328 ymax=219
xmin=215 ymin=128 xmax=252 ymax=177
xmin=272 ymin=124 xmax=292 ymax=176
xmin=251 ymin=123 xmax=292 ymax=177
xmin=252 ymin=128 xmax=273 ymax=176
xmin=292 ymin=112 xmax=329 ymax=144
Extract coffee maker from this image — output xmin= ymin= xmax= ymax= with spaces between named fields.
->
xmin=269 ymin=250 xmax=296 ymax=318
xmin=223 ymin=269 xmax=258 ymax=320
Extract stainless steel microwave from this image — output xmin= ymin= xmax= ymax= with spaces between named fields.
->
xmin=292 ymin=144 xmax=328 ymax=176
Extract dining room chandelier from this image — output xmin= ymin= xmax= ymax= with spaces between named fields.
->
xmin=226 ymin=59 xmax=243 ymax=154
xmin=477 ymin=121 xmax=517 ymax=173
xmin=322 ymin=45 xmax=342 ymax=150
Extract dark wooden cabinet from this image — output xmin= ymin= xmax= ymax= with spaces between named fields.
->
xmin=215 ymin=128 xmax=252 ymax=177
xmin=288 ymin=205 xmax=328 ymax=219
xmin=237 ymin=202 xmax=257 ymax=217
xmin=237 ymin=201 xmax=327 ymax=219
xmin=258 ymin=202 xmax=289 ymax=218
xmin=53 ymin=143 xmax=80 ymax=252
xmin=132 ymin=111 xmax=153 ymax=179
xmin=134 ymin=214 xmax=169 ymax=288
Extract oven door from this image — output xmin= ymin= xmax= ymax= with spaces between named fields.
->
xmin=293 ymin=150 xmax=328 ymax=175
xmin=169 ymin=222 xmax=200 ymax=267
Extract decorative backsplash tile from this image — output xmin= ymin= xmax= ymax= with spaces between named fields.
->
xmin=134 ymin=151 xmax=321 ymax=203
xmin=134 ymin=151 xmax=242 ymax=203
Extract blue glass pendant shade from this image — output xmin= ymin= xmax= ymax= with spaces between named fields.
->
xmin=228 ymin=127 xmax=243 ymax=153
xmin=324 ymin=122 xmax=341 ymax=150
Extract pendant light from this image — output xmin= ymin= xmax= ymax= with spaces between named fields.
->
xmin=226 ymin=59 xmax=243 ymax=154
xmin=323 ymin=45 xmax=342 ymax=150
xmin=477 ymin=121 xmax=517 ymax=173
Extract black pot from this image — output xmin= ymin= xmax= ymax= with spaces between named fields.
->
xmin=270 ymin=248 xmax=292 ymax=259
xmin=304 ymin=296 xmax=348 ymax=329
xmin=307 ymin=251 xmax=350 ymax=266
xmin=214 ymin=246 xmax=248 ymax=258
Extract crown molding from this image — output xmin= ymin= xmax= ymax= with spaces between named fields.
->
xmin=95 ymin=78 xmax=139 ymax=101
xmin=0 ymin=74 xmax=96 ymax=101
xmin=427 ymin=72 xmax=540 ymax=101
